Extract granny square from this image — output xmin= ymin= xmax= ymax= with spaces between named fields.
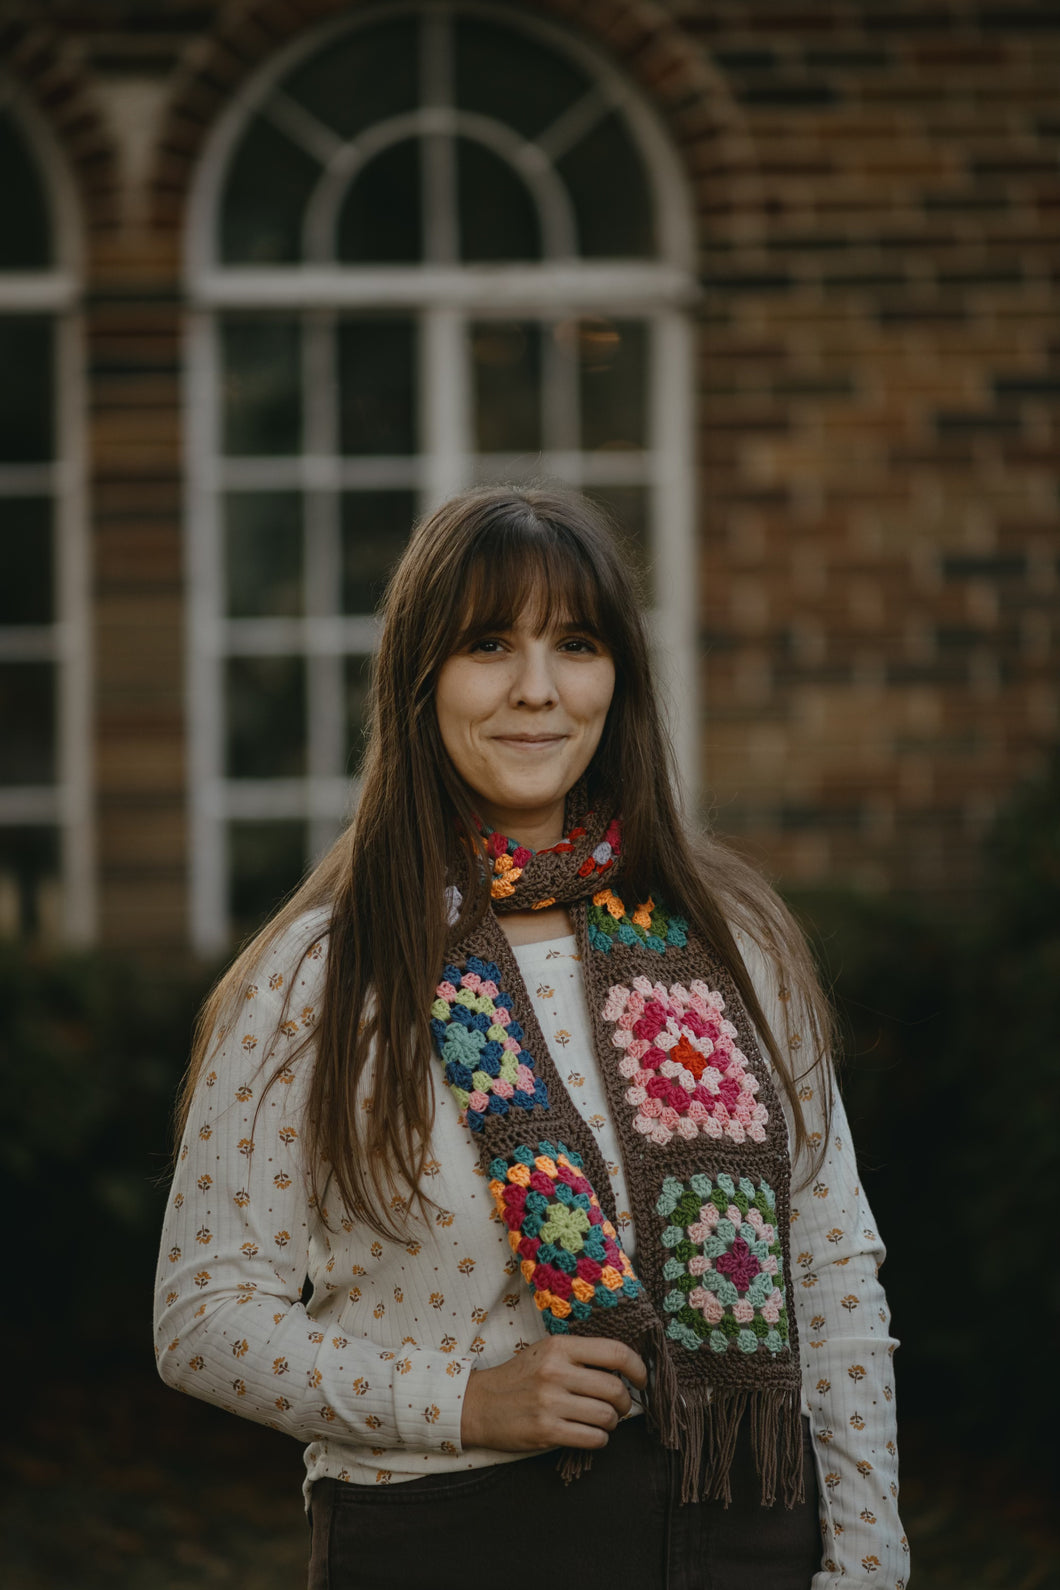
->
xmin=656 ymin=1173 xmax=789 ymax=1357
xmin=602 ymin=977 xmax=769 ymax=1148
xmin=488 ymin=1140 xmax=643 ymax=1334
xmin=430 ymin=957 xmax=548 ymax=1132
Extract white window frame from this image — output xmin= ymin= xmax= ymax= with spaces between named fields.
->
xmin=0 ymin=76 xmax=92 ymax=941
xmin=186 ymin=0 xmax=698 ymax=955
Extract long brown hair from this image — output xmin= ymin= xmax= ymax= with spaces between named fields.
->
xmin=179 ymin=486 xmax=832 ymax=1235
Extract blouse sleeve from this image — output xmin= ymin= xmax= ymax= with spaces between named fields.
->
xmin=153 ymin=927 xmax=473 ymax=1458
xmin=735 ymin=931 xmax=909 ymax=1590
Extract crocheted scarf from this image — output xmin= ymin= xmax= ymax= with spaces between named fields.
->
xmin=430 ymin=803 xmax=804 ymax=1506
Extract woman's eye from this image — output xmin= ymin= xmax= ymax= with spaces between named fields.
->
xmin=469 ymin=636 xmax=505 ymax=654
xmin=559 ymin=636 xmax=598 ymax=654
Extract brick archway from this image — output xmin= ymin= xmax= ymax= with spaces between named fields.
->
xmin=0 ymin=13 xmax=119 ymax=237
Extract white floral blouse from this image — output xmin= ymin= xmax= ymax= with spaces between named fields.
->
xmin=154 ymin=909 xmax=907 ymax=1589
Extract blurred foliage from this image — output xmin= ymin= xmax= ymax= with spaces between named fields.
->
xmin=0 ymin=945 xmax=215 ymax=1358
xmin=789 ymin=744 xmax=1060 ymax=1485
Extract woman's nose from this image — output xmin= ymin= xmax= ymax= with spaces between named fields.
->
xmin=511 ymin=643 xmax=557 ymax=706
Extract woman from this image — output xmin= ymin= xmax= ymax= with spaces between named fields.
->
xmin=155 ymin=487 xmax=906 ymax=1589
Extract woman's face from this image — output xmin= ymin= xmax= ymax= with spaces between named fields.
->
xmin=435 ymin=605 xmax=616 ymax=850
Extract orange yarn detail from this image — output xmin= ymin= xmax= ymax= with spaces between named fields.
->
xmin=506 ymin=1162 xmax=532 ymax=1187
xmin=599 ymin=1265 xmax=623 ymax=1291
xmin=534 ymin=1154 xmax=558 ymax=1177
xmin=593 ymin=888 xmax=626 ymax=920
xmin=672 ymin=1032 xmax=707 ymax=1081
xmin=520 ymin=1259 xmax=537 ymax=1285
xmin=631 ymin=897 xmax=655 ymax=930
xmin=550 ymin=1296 xmax=572 ymax=1319
xmin=620 ymin=1253 xmax=636 ymax=1279
xmin=488 ymin=1178 xmax=506 ymax=1200
xmin=570 ymin=1277 xmax=596 ymax=1304
xmin=531 ymin=897 xmax=556 ymax=910
xmin=490 ymin=854 xmax=523 ymax=900
xmin=533 ymin=1289 xmax=554 ymax=1311
xmin=601 ymin=1218 xmax=618 ymax=1239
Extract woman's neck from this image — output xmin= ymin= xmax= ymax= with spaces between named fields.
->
xmin=476 ymin=799 xmax=566 ymax=853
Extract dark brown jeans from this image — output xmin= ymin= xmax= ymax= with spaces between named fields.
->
xmin=307 ymin=1416 xmax=821 ymax=1590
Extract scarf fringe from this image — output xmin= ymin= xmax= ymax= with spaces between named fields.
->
xmin=556 ymin=1446 xmax=596 ymax=1484
xmin=645 ymin=1317 xmax=805 ymax=1508
xmin=556 ymin=1329 xmax=804 ymax=1509
xmin=555 ymin=1388 xmax=804 ymax=1504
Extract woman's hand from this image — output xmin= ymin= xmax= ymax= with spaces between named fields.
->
xmin=459 ymin=1336 xmax=648 ymax=1452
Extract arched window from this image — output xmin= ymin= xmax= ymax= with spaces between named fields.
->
xmin=187 ymin=1 xmax=697 ymax=952
xmin=0 ymin=78 xmax=90 ymax=940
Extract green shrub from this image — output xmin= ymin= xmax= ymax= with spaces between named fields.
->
xmin=790 ymin=746 xmax=1060 ymax=1477
xmin=0 ymin=945 xmax=214 ymax=1358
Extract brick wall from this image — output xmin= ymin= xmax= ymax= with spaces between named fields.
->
xmin=2 ymin=0 xmax=1057 ymax=946
xmin=677 ymin=1 xmax=1060 ymax=895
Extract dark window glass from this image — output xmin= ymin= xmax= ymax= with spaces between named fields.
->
xmin=583 ymin=485 xmax=651 ymax=593
xmin=0 ymin=497 xmax=52 ymax=625
xmin=229 ymin=819 xmax=308 ymax=939
xmin=284 ymin=16 xmax=418 ymax=141
xmin=0 ymin=113 xmax=51 ymax=270
xmin=454 ymin=18 xmax=589 ymax=142
xmin=219 ymin=115 xmax=321 ymax=265
xmin=0 ymin=317 xmax=53 ymax=463
xmin=224 ymin=492 xmax=303 ymax=618
xmin=345 ymin=654 xmax=373 ymax=772
xmin=0 ymin=661 xmax=56 ymax=784
xmin=0 ymin=825 xmax=59 ymax=937
xmin=458 ymin=139 xmax=541 ymax=262
xmin=337 ymin=140 xmax=422 ymax=264
xmin=340 ymin=490 xmax=415 ymax=614
xmin=578 ymin=319 xmax=647 ymax=450
xmin=221 ymin=318 xmax=301 ymax=457
xmin=225 ymin=655 xmax=306 ymax=778
xmin=557 ymin=112 xmax=655 ymax=258
xmin=338 ymin=319 xmax=415 ymax=455
xmin=472 ymin=321 xmax=542 ymax=453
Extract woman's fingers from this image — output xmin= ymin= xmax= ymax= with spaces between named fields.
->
xmin=459 ymin=1335 xmax=648 ymax=1451
xmin=565 ymin=1365 xmax=634 ymax=1417
xmin=569 ymin=1336 xmax=648 ymax=1389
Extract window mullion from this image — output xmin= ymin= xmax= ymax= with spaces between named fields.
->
xmin=649 ymin=310 xmax=698 ymax=804
xmin=303 ymin=309 xmax=344 ymax=860
xmin=55 ymin=310 xmax=93 ymax=941
xmin=541 ymin=315 xmax=579 ymax=456
xmin=188 ymin=309 xmax=229 ymax=953
xmin=421 ymin=305 xmax=471 ymax=510
xmin=421 ymin=7 xmax=457 ymax=265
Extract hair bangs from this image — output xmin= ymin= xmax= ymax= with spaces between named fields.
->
xmin=452 ymin=510 xmax=612 ymax=651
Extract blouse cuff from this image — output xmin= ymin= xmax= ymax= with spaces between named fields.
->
xmin=390 ymin=1350 xmax=475 ymax=1453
